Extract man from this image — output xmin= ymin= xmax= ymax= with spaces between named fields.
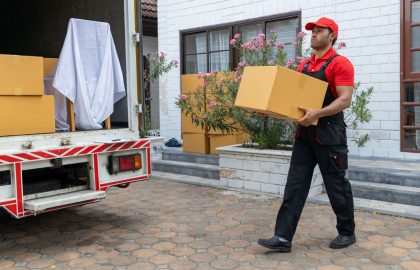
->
xmin=258 ymin=17 xmax=356 ymax=252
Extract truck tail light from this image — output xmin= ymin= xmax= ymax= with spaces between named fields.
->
xmin=108 ymin=154 xmax=142 ymax=174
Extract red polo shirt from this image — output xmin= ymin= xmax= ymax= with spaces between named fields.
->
xmin=297 ymin=47 xmax=354 ymax=98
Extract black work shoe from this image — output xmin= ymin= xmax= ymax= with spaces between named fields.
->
xmin=257 ymin=236 xmax=292 ymax=252
xmin=329 ymin=234 xmax=356 ymax=249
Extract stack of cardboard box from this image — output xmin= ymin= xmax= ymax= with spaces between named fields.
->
xmin=181 ymin=74 xmax=209 ymax=154
xmin=0 ymin=54 xmax=55 ymax=136
xmin=181 ymin=74 xmax=249 ymax=155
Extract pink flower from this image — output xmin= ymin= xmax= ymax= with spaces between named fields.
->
xmin=172 ymin=59 xmax=179 ymax=68
xmin=266 ymin=40 xmax=272 ymax=46
xmin=338 ymin=41 xmax=347 ymax=48
xmin=238 ymin=61 xmax=246 ymax=67
xmin=229 ymin=39 xmax=237 ymax=45
xmin=243 ymin=42 xmax=256 ymax=51
xmin=197 ymin=73 xmax=204 ymax=79
xmin=296 ymin=31 xmax=307 ymax=38
xmin=267 ymin=60 xmax=274 ymax=65
xmin=234 ymin=33 xmax=241 ymax=39
xmin=241 ymin=42 xmax=250 ymax=48
xmin=159 ymin=52 xmax=167 ymax=59
xmin=296 ymin=56 xmax=305 ymax=63
xmin=276 ymin=43 xmax=285 ymax=48
xmin=258 ymin=33 xmax=266 ymax=39
xmin=292 ymin=42 xmax=298 ymax=46
xmin=209 ymin=101 xmax=217 ymax=107
xmin=179 ymin=94 xmax=187 ymax=100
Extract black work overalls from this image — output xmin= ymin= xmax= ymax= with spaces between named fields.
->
xmin=275 ymin=54 xmax=355 ymax=241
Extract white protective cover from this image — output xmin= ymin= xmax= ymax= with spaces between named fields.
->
xmin=53 ymin=18 xmax=126 ymax=130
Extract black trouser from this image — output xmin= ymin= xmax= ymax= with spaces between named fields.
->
xmin=275 ymin=125 xmax=355 ymax=241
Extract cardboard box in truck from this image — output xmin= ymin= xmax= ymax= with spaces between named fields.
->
xmin=0 ymin=54 xmax=44 ymax=96
xmin=0 ymin=95 xmax=55 ymax=136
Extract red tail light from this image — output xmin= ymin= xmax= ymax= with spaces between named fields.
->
xmin=108 ymin=154 xmax=142 ymax=174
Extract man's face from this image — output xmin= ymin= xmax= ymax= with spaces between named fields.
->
xmin=310 ymin=26 xmax=334 ymax=50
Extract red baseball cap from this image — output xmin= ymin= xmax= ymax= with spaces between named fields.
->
xmin=305 ymin=17 xmax=339 ymax=38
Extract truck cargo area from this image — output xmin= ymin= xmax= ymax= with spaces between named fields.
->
xmin=0 ymin=0 xmax=130 ymax=131
xmin=23 ymin=162 xmax=90 ymax=199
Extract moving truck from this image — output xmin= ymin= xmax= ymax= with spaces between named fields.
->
xmin=0 ymin=0 xmax=152 ymax=218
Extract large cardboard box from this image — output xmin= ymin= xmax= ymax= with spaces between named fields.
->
xmin=182 ymin=113 xmax=207 ymax=133
xmin=0 ymin=54 xmax=44 ymax=96
xmin=181 ymin=74 xmax=204 ymax=94
xmin=43 ymin=58 xmax=59 ymax=77
xmin=182 ymin=133 xmax=210 ymax=154
xmin=181 ymin=74 xmax=206 ymax=133
xmin=0 ymin=96 xmax=55 ymax=136
xmin=234 ymin=66 xmax=328 ymax=125
xmin=209 ymin=133 xmax=250 ymax=155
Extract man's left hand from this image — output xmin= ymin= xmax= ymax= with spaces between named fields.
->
xmin=297 ymin=106 xmax=321 ymax=127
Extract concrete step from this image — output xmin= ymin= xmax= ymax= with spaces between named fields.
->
xmin=310 ymin=193 xmax=420 ymax=220
xmin=151 ymin=171 xmax=221 ymax=188
xmin=347 ymin=180 xmax=420 ymax=206
xmin=348 ymin=166 xmax=420 ymax=188
xmin=152 ymin=160 xmax=220 ymax=180
xmin=162 ymin=149 xmax=219 ymax=165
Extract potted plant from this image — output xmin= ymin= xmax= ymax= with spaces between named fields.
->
xmin=176 ymin=32 xmax=372 ymax=196
xmin=143 ymin=52 xmax=178 ymax=160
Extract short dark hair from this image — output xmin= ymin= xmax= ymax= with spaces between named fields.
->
xmin=328 ymin=28 xmax=337 ymax=46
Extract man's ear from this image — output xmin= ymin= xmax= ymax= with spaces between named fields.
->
xmin=329 ymin=32 xmax=336 ymax=42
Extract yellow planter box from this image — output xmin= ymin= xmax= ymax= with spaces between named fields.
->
xmin=235 ymin=66 xmax=328 ymax=125
xmin=0 ymin=96 xmax=55 ymax=136
xmin=0 ymin=54 xmax=44 ymax=96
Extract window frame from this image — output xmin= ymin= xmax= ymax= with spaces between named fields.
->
xmin=401 ymin=0 xmax=420 ymax=152
xmin=179 ymin=11 xmax=301 ymax=75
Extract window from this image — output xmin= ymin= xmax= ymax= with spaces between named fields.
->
xmin=401 ymin=1 xmax=420 ymax=152
xmin=181 ymin=13 xmax=300 ymax=74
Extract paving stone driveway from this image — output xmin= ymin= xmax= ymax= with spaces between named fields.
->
xmin=0 ymin=179 xmax=419 ymax=270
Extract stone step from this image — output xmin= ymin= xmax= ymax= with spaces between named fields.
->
xmin=310 ymin=193 xmax=420 ymax=220
xmin=344 ymin=181 xmax=420 ymax=206
xmin=348 ymin=166 xmax=420 ymax=188
xmin=162 ymin=149 xmax=219 ymax=165
xmin=151 ymin=171 xmax=221 ymax=188
xmin=152 ymin=160 xmax=220 ymax=180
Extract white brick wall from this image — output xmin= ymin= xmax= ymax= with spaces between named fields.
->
xmin=217 ymin=145 xmax=323 ymax=196
xmin=158 ymin=0 xmax=420 ymax=160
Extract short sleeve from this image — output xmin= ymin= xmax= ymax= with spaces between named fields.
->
xmin=333 ymin=57 xmax=354 ymax=87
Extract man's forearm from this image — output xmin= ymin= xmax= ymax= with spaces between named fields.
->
xmin=316 ymin=97 xmax=351 ymax=118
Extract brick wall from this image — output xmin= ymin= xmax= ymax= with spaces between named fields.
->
xmin=158 ymin=0 xmax=419 ymax=160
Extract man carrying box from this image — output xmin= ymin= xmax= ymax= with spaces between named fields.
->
xmin=258 ymin=17 xmax=356 ymax=252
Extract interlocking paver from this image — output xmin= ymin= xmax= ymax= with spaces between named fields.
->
xmin=0 ymin=179 xmax=418 ymax=270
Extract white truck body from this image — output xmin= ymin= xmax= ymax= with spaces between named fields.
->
xmin=0 ymin=0 xmax=153 ymax=218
